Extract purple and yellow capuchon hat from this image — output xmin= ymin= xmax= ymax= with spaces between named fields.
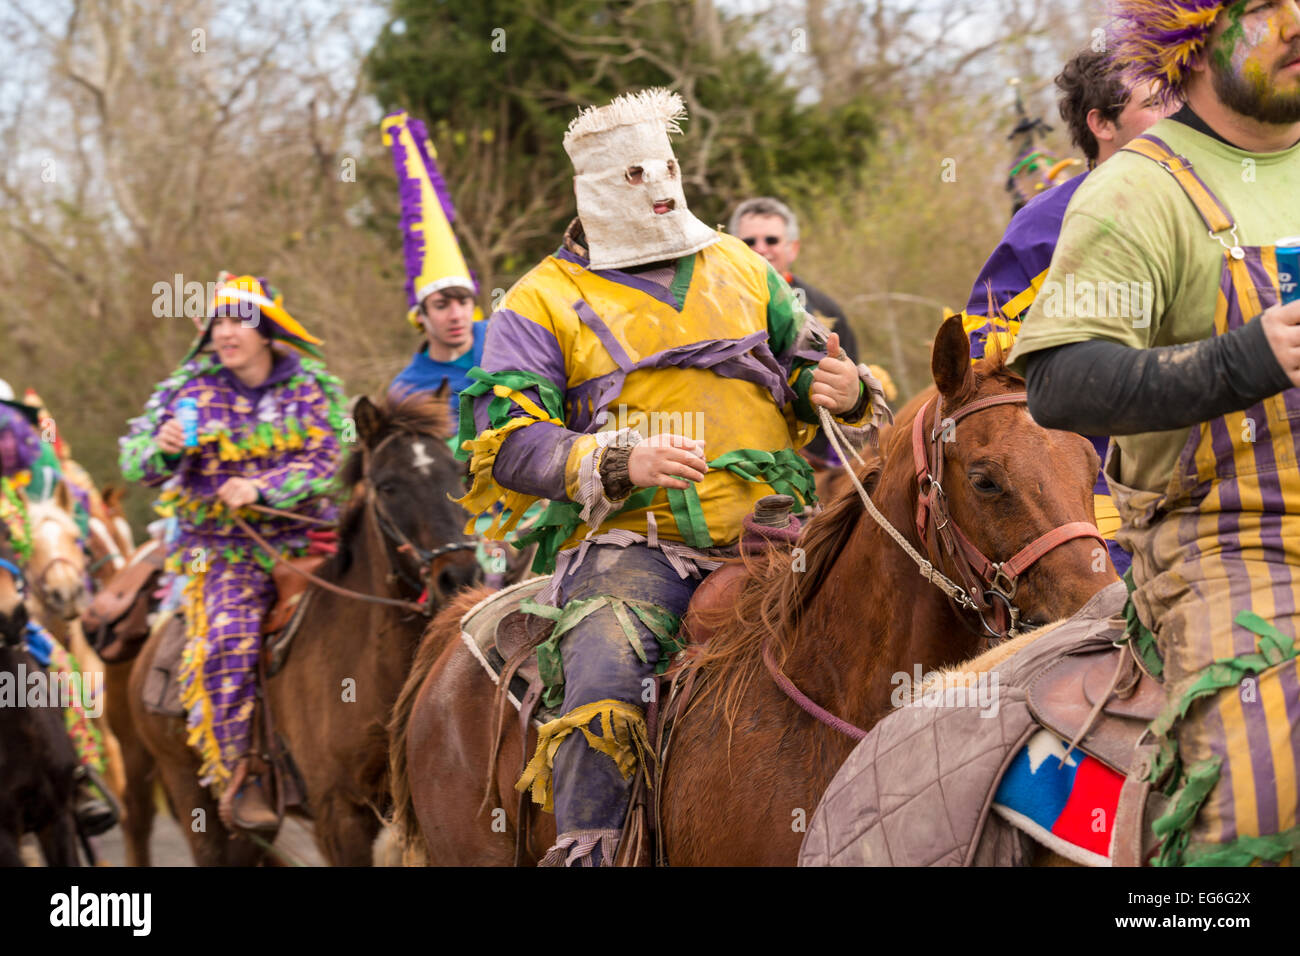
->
xmin=1110 ymin=0 xmax=1226 ymax=107
xmin=184 ymin=272 xmax=324 ymax=362
xmin=381 ymin=111 xmax=476 ymax=328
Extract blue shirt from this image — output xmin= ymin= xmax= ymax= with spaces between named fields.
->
xmin=391 ymin=320 xmax=487 ymax=418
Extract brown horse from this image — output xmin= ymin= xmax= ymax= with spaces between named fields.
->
xmin=129 ymin=388 xmax=480 ymax=865
xmin=389 ymin=314 xmax=1116 ymax=865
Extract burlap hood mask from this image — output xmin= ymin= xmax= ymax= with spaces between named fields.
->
xmin=563 ymin=88 xmax=719 ymax=270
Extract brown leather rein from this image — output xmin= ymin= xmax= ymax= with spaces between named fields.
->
xmin=230 ymin=513 xmax=432 ymax=616
xmin=912 ymin=392 xmax=1104 ymax=642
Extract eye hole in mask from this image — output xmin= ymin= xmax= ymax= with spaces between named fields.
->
xmin=625 ymin=159 xmax=677 ymax=186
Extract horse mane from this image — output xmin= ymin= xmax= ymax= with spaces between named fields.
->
xmin=686 ymin=345 xmax=1022 ymax=728
xmin=685 ymin=461 xmax=878 ymax=726
xmin=327 ymin=388 xmax=455 ymax=577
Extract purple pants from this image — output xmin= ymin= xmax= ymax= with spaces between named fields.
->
xmin=549 ymin=543 xmax=707 ymax=860
xmin=181 ymin=557 xmax=275 ymax=791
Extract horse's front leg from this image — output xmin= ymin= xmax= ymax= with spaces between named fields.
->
xmin=38 ymin=811 xmax=82 ymax=866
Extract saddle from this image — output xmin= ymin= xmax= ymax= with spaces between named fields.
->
xmin=81 ymin=540 xmax=165 ymax=663
xmin=459 ymin=494 xmax=802 ymax=866
xmin=1028 ymin=642 xmax=1164 ymax=775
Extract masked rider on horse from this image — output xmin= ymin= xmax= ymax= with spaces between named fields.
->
xmin=119 ymin=273 xmax=346 ymax=832
xmin=454 ymin=89 xmax=892 ymax=866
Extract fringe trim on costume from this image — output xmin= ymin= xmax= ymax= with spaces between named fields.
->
xmin=176 ymin=566 xmax=230 ymax=794
xmin=0 ymin=477 xmax=32 ymax=563
xmin=515 ymin=699 xmax=652 ymax=814
xmin=538 ymin=829 xmax=622 ymax=868
xmin=455 ymin=413 xmax=551 ymax=538
xmin=564 ymin=89 xmax=687 ymax=145
xmin=47 ymin=643 xmax=105 ymax=774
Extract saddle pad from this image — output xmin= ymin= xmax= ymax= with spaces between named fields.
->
xmin=142 ymin=611 xmax=187 ymax=718
xmin=459 ymin=575 xmax=558 ymax=725
xmin=991 ymin=728 xmax=1124 ymax=867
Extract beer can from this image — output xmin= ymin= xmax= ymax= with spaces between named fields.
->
xmin=1277 ymin=237 xmax=1300 ymax=304
xmin=176 ymin=397 xmax=199 ymax=448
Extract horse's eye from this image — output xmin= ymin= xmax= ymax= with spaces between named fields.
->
xmin=375 ymin=481 xmax=398 ymax=495
xmin=969 ymin=472 xmax=1001 ymax=495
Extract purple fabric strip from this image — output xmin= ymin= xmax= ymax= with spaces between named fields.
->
xmin=387 ymin=119 xmax=426 ymax=310
xmin=493 ymin=420 xmax=579 ymax=501
xmin=630 ymin=333 xmax=793 ymax=407
xmin=555 ymin=248 xmax=683 ymax=309
xmin=563 ymin=332 xmax=794 ymax=434
xmin=480 ymin=309 xmax=569 ymax=389
xmin=565 ymin=373 xmax=626 ymax=434
xmin=573 ymin=301 xmax=635 ymax=372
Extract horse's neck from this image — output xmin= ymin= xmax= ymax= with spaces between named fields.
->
xmin=783 ymin=463 xmax=981 ymax=731
xmin=324 ymin=503 xmax=421 ymax=679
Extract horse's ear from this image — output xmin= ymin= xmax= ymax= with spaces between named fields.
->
xmin=54 ymin=480 xmax=75 ymax=514
xmin=932 ymin=312 xmax=974 ymax=399
xmin=434 ymin=378 xmax=451 ymax=402
xmin=353 ymin=396 xmax=387 ymax=448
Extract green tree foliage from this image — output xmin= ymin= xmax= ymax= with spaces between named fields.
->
xmin=365 ymin=0 xmax=876 ymax=290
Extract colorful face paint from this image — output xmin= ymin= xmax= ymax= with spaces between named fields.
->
xmin=1209 ymin=0 xmax=1300 ymax=123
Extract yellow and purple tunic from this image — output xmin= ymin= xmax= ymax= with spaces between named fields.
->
xmin=456 ymin=226 xmax=883 ymax=573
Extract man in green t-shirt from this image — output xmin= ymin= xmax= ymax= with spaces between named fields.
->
xmin=1008 ymin=0 xmax=1300 ymax=866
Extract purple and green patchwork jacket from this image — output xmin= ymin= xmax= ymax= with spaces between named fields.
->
xmin=118 ymin=350 xmax=346 ymax=571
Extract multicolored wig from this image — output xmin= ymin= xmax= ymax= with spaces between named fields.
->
xmin=381 ymin=111 xmax=475 ymax=328
xmin=184 ymin=272 xmax=323 ymax=362
xmin=1110 ymin=0 xmax=1227 ymax=106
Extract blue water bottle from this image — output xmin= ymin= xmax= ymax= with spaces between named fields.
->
xmin=176 ymin=397 xmax=199 ymax=448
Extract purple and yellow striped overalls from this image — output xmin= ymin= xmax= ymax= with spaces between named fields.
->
xmin=1105 ymin=134 xmax=1300 ymax=866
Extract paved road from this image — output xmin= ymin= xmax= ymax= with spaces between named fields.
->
xmin=24 ymin=813 xmax=331 ymax=867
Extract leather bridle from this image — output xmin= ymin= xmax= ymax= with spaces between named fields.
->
xmin=362 ymin=430 xmax=477 ymax=588
xmin=912 ymin=392 xmax=1105 ymax=642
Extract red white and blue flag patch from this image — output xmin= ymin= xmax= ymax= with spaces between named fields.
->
xmin=992 ymin=728 xmax=1125 ymax=866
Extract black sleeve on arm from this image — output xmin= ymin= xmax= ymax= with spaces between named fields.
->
xmin=1023 ymin=318 xmax=1293 ymax=436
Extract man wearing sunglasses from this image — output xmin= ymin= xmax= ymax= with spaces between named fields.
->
xmin=730 ymin=197 xmax=866 ymax=468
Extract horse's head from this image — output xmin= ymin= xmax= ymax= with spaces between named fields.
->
xmin=26 ymin=484 xmax=89 ymax=620
xmin=885 ymin=313 xmax=1114 ymax=636
xmin=348 ymin=384 xmax=482 ymax=603
xmin=0 ymin=523 xmax=28 ymax=647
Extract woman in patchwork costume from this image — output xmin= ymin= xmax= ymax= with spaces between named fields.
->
xmin=1009 ymin=0 xmax=1300 ymax=864
xmin=456 ymin=89 xmax=891 ymax=866
xmin=119 ymin=274 xmax=345 ymax=831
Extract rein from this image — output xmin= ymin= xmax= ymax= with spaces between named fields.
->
xmin=757 ymin=398 xmax=1104 ymax=743
xmin=230 ymin=514 xmax=430 ymax=615
xmin=229 ymin=430 xmax=476 ymax=616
